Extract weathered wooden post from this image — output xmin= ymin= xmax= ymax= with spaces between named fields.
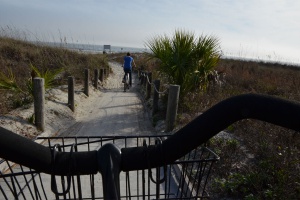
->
xmin=104 ymin=68 xmax=107 ymax=79
xmin=140 ymin=71 xmax=144 ymax=85
xmin=31 ymin=69 xmax=37 ymax=82
xmin=68 ymin=76 xmax=75 ymax=112
xmin=138 ymin=68 xmax=141 ymax=79
xmin=143 ymin=72 xmax=147 ymax=88
xmin=152 ymin=79 xmax=160 ymax=116
xmin=146 ymin=72 xmax=152 ymax=99
xmin=165 ymin=85 xmax=180 ymax=132
xmin=94 ymin=69 xmax=99 ymax=89
xmin=84 ymin=68 xmax=89 ymax=96
xmin=33 ymin=78 xmax=45 ymax=131
xmin=100 ymin=68 xmax=104 ymax=82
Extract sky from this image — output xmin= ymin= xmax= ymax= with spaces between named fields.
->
xmin=0 ymin=0 xmax=300 ymax=64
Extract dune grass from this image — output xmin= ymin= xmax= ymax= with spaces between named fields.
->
xmin=0 ymin=36 xmax=109 ymax=114
xmin=198 ymin=59 xmax=300 ymax=199
xmin=137 ymin=54 xmax=300 ymax=199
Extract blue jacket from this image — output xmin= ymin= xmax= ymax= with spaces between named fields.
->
xmin=124 ymin=56 xmax=133 ymax=70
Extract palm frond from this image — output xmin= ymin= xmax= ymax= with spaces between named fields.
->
xmin=29 ymin=63 xmax=42 ymax=77
xmin=146 ymin=29 xmax=221 ymax=100
xmin=30 ymin=64 xmax=64 ymax=90
xmin=0 ymin=68 xmax=23 ymax=92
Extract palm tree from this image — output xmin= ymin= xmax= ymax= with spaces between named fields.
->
xmin=145 ymin=30 xmax=221 ymax=99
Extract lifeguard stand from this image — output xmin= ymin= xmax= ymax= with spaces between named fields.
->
xmin=103 ymin=45 xmax=111 ymax=54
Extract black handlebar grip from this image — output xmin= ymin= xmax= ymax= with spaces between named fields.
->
xmin=121 ymin=94 xmax=300 ymax=171
xmin=0 ymin=127 xmax=98 ymax=175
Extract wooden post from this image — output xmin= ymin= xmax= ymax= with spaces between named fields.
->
xmin=100 ymin=68 xmax=104 ymax=82
xmin=104 ymin=68 xmax=107 ymax=79
xmin=152 ymin=80 xmax=160 ymax=116
xmin=68 ymin=76 xmax=75 ymax=112
xmin=165 ymin=85 xmax=180 ymax=132
xmin=138 ymin=69 xmax=141 ymax=79
xmin=33 ymin=78 xmax=45 ymax=131
xmin=94 ymin=69 xmax=99 ymax=89
xmin=84 ymin=68 xmax=89 ymax=96
xmin=140 ymin=72 xmax=144 ymax=85
xmin=146 ymin=72 xmax=152 ymax=99
xmin=31 ymin=69 xmax=37 ymax=82
xmin=143 ymin=72 xmax=147 ymax=88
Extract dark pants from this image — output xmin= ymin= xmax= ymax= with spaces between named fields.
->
xmin=124 ymin=69 xmax=132 ymax=86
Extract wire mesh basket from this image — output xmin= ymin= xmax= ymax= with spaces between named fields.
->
xmin=0 ymin=135 xmax=219 ymax=200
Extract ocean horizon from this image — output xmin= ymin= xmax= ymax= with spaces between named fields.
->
xmin=40 ymin=41 xmax=300 ymax=67
xmin=41 ymin=42 xmax=149 ymax=54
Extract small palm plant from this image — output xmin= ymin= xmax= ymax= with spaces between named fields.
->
xmin=145 ymin=29 xmax=221 ymax=100
xmin=0 ymin=64 xmax=64 ymax=108
xmin=28 ymin=64 xmax=64 ymax=95
xmin=0 ymin=68 xmax=24 ymax=93
xmin=0 ymin=68 xmax=31 ymax=108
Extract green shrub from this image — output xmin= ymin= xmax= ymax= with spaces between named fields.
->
xmin=145 ymin=29 xmax=221 ymax=102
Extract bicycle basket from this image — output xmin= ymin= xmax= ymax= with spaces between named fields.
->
xmin=0 ymin=135 xmax=219 ymax=199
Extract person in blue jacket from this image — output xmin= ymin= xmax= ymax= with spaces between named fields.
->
xmin=122 ymin=52 xmax=136 ymax=86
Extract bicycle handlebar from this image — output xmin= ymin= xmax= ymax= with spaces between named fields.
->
xmin=0 ymin=127 xmax=98 ymax=175
xmin=121 ymin=93 xmax=300 ymax=170
xmin=1 ymin=94 xmax=300 ymax=175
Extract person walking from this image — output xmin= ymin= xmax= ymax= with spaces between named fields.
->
xmin=122 ymin=52 xmax=136 ymax=86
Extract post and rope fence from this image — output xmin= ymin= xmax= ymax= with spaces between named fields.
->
xmin=140 ymin=71 xmax=180 ymax=132
xmin=146 ymin=72 xmax=152 ymax=99
xmin=152 ymin=80 xmax=160 ymax=115
xmin=94 ymin=69 xmax=99 ymax=89
xmin=33 ymin=77 xmax=45 ymax=131
xmin=32 ymin=66 xmax=177 ymax=132
xmin=166 ymin=85 xmax=180 ymax=132
xmin=68 ymin=76 xmax=75 ymax=112
xmin=100 ymin=68 xmax=104 ymax=82
xmin=32 ymin=66 xmax=108 ymax=130
xmin=32 ymin=66 xmax=178 ymax=132
xmin=84 ymin=68 xmax=89 ymax=96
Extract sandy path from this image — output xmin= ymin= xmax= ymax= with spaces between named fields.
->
xmin=60 ymin=62 xmax=155 ymax=137
xmin=0 ymin=61 xmax=155 ymax=139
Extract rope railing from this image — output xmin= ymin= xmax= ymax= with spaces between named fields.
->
xmin=141 ymin=71 xmax=169 ymax=94
xmin=145 ymin=73 xmax=169 ymax=94
xmin=139 ymin=70 xmax=180 ymax=132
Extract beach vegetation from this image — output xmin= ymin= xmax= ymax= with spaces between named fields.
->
xmin=138 ymin=53 xmax=300 ymax=199
xmin=0 ymin=67 xmax=23 ymax=93
xmin=29 ymin=63 xmax=64 ymax=91
xmin=0 ymin=35 xmax=109 ymax=113
xmin=145 ymin=29 xmax=221 ymax=101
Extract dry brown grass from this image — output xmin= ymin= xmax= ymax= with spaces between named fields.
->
xmin=0 ymin=37 xmax=109 ymax=115
xmin=181 ymin=59 xmax=300 ymax=199
xmin=136 ymin=54 xmax=300 ymax=199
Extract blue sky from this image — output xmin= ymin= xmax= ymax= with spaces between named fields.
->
xmin=1 ymin=0 xmax=299 ymax=63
